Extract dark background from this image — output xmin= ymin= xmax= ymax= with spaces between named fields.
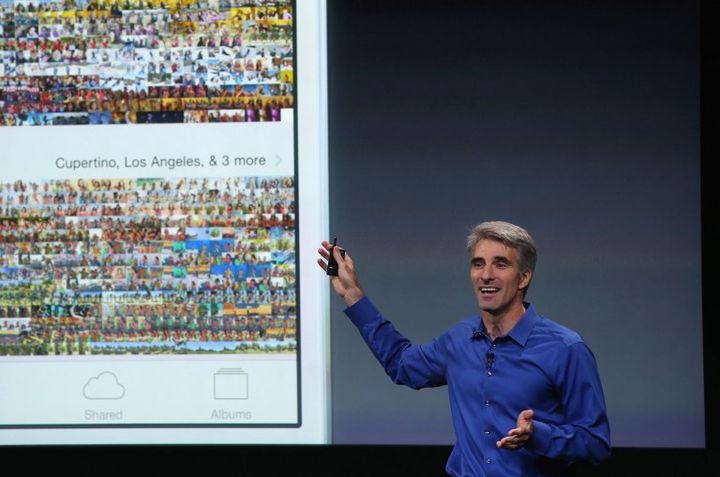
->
xmin=321 ymin=0 xmax=712 ymax=474
xmin=328 ymin=0 xmax=703 ymax=450
xmin=4 ymin=0 xmax=716 ymax=475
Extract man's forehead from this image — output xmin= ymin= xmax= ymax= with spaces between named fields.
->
xmin=471 ymin=239 xmax=518 ymax=259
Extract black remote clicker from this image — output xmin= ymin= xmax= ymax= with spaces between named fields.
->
xmin=326 ymin=238 xmax=345 ymax=276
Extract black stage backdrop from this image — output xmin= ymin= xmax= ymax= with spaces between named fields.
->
xmin=322 ymin=0 xmax=714 ymax=474
xmin=3 ymin=0 xmax=718 ymax=475
xmin=328 ymin=0 xmax=704 ymax=450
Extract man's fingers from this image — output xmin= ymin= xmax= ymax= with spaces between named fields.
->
xmin=334 ymin=247 xmax=352 ymax=267
xmin=319 ymin=241 xmax=349 ymax=264
xmin=497 ymin=436 xmax=528 ymax=449
xmin=496 ymin=409 xmax=535 ymax=450
xmin=320 ymin=241 xmax=336 ymax=255
xmin=318 ymin=244 xmax=351 ymax=278
xmin=496 ymin=437 xmax=520 ymax=448
xmin=498 ymin=422 xmax=531 ymax=449
xmin=508 ymin=427 xmax=530 ymax=437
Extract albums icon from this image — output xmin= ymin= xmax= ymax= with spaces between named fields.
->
xmin=213 ymin=368 xmax=249 ymax=400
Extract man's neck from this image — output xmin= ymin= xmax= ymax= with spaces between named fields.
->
xmin=482 ymin=301 xmax=526 ymax=341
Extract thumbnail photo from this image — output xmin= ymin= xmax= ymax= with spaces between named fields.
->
xmin=0 ymin=175 xmax=298 ymax=355
xmin=1 ymin=0 xmax=294 ymax=126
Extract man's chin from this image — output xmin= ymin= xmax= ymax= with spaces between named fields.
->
xmin=477 ymin=297 xmax=510 ymax=316
xmin=477 ymin=299 xmax=499 ymax=314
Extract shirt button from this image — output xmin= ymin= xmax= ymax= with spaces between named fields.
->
xmin=484 ymin=430 xmax=490 ymax=435
xmin=487 ymin=371 xmax=492 ymax=376
xmin=486 ymin=458 xmax=493 ymax=464
xmin=484 ymin=400 xmax=490 ymax=406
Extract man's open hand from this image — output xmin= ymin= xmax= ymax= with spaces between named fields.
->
xmin=497 ymin=409 xmax=534 ymax=449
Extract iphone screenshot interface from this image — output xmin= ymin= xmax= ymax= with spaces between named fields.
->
xmin=0 ymin=0 xmax=301 ymax=427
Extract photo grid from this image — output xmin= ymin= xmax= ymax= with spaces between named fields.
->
xmin=0 ymin=0 xmax=294 ymax=126
xmin=0 ymin=176 xmax=298 ymax=355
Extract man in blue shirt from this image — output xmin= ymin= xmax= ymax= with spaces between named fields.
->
xmin=317 ymin=221 xmax=610 ymax=476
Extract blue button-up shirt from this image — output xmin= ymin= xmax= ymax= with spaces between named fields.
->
xmin=345 ymin=297 xmax=610 ymax=477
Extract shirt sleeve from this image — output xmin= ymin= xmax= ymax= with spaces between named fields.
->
xmin=527 ymin=341 xmax=611 ymax=464
xmin=344 ymin=296 xmax=447 ymax=389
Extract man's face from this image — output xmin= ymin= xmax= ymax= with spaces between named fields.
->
xmin=470 ymin=239 xmax=532 ymax=315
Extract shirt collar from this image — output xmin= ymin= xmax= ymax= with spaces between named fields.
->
xmin=475 ymin=302 xmax=540 ymax=347
xmin=506 ymin=302 xmax=539 ymax=347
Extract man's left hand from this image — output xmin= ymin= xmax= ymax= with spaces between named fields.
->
xmin=496 ymin=409 xmax=534 ymax=449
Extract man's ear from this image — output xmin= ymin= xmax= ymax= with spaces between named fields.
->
xmin=519 ymin=269 xmax=533 ymax=291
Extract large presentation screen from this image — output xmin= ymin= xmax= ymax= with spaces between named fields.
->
xmin=0 ymin=0 xmax=329 ymax=444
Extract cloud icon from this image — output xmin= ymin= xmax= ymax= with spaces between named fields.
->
xmin=83 ymin=372 xmax=126 ymax=400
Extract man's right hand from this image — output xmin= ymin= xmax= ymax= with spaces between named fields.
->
xmin=317 ymin=241 xmax=365 ymax=307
